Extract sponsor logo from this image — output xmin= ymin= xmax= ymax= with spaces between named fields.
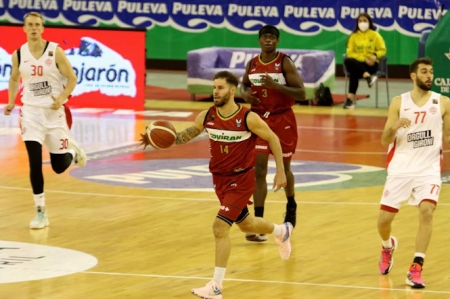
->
xmin=236 ymin=119 xmax=242 ymax=127
xmin=407 ymin=130 xmax=434 ymax=148
xmin=220 ymin=205 xmax=230 ymax=212
xmin=432 ymin=99 xmax=439 ymax=104
xmin=255 ymin=145 xmax=268 ymax=149
xmin=66 ymin=37 xmax=137 ymax=97
xmin=209 ymin=133 xmax=242 ymax=141
xmin=206 ymin=121 xmax=214 ymax=126
xmin=383 ymin=189 xmax=390 ymax=197
xmin=404 ymin=108 xmax=411 ymax=111
xmin=0 ymin=241 xmax=97 ymax=283
xmin=71 ymin=159 xmax=387 ymax=191
xmin=29 ymin=81 xmax=52 ymax=97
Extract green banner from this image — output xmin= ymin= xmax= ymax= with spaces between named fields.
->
xmin=147 ymin=26 xmax=419 ymax=65
xmin=426 ymin=13 xmax=450 ymax=97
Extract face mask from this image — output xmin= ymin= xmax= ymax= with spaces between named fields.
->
xmin=358 ymin=22 xmax=369 ymax=32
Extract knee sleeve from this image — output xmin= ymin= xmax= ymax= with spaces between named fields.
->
xmin=50 ymin=153 xmax=73 ymax=174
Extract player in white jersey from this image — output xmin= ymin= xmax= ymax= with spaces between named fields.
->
xmin=3 ymin=12 xmax=87 ymax=229
xmin=377 ymin=58 xmax=450 ymax=289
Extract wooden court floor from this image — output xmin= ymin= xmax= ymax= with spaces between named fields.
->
xmin=1 ymin=101 xmax=450 ymax=299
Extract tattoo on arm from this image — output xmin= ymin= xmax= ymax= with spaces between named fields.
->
xmin=175 ymin=126 xmax=202 ymax=144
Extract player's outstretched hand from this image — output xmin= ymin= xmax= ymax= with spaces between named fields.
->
xmin=139 ymin=128 xmax=151 ymax=149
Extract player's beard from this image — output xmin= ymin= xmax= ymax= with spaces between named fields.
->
xmin=214 ymin=91 xmax=230 ymax=107
xmin=416 ymin=77 xmax=432 ymax=91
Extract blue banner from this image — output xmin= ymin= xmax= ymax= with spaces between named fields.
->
xmin=0 ymin=0 xmax=447 ymax=37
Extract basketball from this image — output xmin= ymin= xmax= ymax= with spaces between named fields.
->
xmin=145 ymin=120 xmax=177 ymax=149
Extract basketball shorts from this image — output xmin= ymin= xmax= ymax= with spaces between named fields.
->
xmin=213 ymin=168 xmax=255 ymax=223
xmin=380 ymin=175 xmax=441 ymax=210
xmin=20 ymin=105 xmax=71 ymax=153
xmin=255 ymin=109 xmax=297 ymax=161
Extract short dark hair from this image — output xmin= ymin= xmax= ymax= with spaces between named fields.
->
xmin=213 ymin=71 xmax=239 ymax=87
xmin=410 ymin=57 xmax=433 ymax=74
xmin=258 ymin=24 xmax=280 ymax=39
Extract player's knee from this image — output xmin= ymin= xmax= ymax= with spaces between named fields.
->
xmin=51 ymin=163 xmax=66 ymax=174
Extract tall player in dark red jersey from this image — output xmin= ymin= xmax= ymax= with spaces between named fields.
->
xmin=241 ymin=24 xmax=305 ymax=242
xmin=141 ymin=71 xmax=294 ymax=299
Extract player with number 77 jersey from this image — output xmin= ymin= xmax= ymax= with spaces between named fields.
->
xmin=376 ymin=57 xmax=450 ymax=289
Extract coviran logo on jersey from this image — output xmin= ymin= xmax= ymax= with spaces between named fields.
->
xmin=407 ymin=130 xmax=434 ymax=148
xmin=209 ymin=133 xmax=243 ymax=141
xmin=66 ymin=37 xmax=137 ymax=97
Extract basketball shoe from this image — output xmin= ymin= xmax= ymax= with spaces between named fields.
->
xmin=245 ymin=233 xmax=268 ymax=242
xmin=406 ymin=263 xmax=425 ymax=288
xmin=68 ymin=139 xmax=87 ymax=167
xmin=30 ymin=206 xmax=49 ymax=229
xmin=191 ymin=280 xmax=223 ymax=299
xmin=379 ymin=236 xmax=397 ymax=274
xmin=276 ymin=222 xmax=293 ymax=260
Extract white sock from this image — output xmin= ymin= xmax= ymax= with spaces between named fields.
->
xmin=213 ymin=267 xmax=226 ymax=286
xmin=33 ymin=193 xmax=45 ymax=207
xmin=414 ymin=252 xmax=425 ymax=259
xmin=381 ymin=238 xmax=392 ymax=248
xmin=272 ymin=224 xmax=282 ymax=237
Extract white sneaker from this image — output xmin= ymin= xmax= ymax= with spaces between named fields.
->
xmin=276 ymin=222 xmax=293 ymax=260
xmin=68 ymin=139 xmax=87 ymax=167
xmin=191 ymin=280 xmax=223 ymax=299
xmin=30 ymin=207 xmax=49 ymax=229
xmin=245 ymin=233 xmax=268 ymax=242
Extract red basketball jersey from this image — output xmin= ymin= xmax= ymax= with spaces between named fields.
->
xmin=204 ymin=105 xmax=256 ymax=175
xmin=248 ymin=52 xmax=295 ymax=115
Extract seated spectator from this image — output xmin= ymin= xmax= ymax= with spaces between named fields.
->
xmin=343 ymin=13 xmax=386 ymax=109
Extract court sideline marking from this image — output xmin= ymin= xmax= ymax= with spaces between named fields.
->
xmin=84 ymin=270 xmax=450 ymax=295
xmin=1 ymin=186 xmax=450 ymax=206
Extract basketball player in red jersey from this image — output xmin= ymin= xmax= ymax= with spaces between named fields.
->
xmin=140 ymin=71 xmax=294 ymax=299
xmin=4 ymin=12 xmax=86 ymax=230
xmin=241 ymin=25 xmax=305 ymax=242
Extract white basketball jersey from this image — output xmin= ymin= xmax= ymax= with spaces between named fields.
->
xmin=19 ymin=42 xmax=68 ymax=108
xmin=386 ymin=91 xmax=443 ymax=176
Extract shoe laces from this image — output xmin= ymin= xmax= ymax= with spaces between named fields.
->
xmin=380 ymin=247 xmax=393 ymax=263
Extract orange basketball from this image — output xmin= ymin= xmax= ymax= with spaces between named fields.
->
xmin=145 ymin=120 xmax=177 ymax=150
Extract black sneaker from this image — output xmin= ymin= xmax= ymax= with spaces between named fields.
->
xmin=366 ymin=75 xmax=378 ymax=88
xmin=343 ymin=99 xmax=354 ymax=109
xmin=284 ymin=204 xmax=297 ymax=227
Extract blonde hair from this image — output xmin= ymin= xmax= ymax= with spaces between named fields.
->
xmin=23 ymin=12 xmax=44 ymax=24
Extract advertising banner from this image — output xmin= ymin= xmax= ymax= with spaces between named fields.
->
xmin=426 ymin=11 xmax=450 ymax=98
xmin=0 ymin=0 xmax=448 ymax=66
xmin=0 ymin=26 xmax=145 ymax=109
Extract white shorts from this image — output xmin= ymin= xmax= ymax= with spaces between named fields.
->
xmin=380 ymin=175 xmax=441 ymax=210
xmin=20 ymin=105 xmax=71 ymax=153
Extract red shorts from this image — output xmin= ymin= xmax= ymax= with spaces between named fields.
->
xmin=213 ymin=168 xmax=255 ymax=222
xmin=255 ymin=109 xmax=297 ymax=161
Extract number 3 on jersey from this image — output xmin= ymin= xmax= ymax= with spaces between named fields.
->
xmin=31 ymin=65 xmax=43 ymax=76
